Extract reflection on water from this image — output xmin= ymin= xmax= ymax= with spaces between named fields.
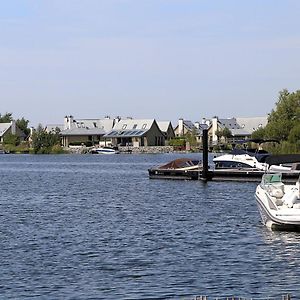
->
xmin=0 ymin=153 xmax=299 ymax=299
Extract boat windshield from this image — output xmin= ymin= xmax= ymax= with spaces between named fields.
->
xmin=262 ymin=173 xmax=282 ymax=184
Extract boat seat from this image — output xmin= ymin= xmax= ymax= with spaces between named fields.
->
xmin=267 ymin=183 xmax=285 ymax=199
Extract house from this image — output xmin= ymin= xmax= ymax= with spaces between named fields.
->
xmin=236 ymin=116 xmax=268 ymax=134
xmin=60 ymin=115 xmax=115 ymax=147
xmin=174 ymin=119 xmax=207 ymax=144
xmin=207 ymin=116 xmax=268 ymax=145
xmin=157 ymin=121 xmax=175 ymax=141
xmin=0 ymin=121 xmax=26 ymax=143
xmin=104 ymin=119 xmax=165 ymax=147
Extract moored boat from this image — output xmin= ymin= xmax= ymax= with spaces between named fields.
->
xmin=255 ymin=173 xmax=300 ymax=231
xmin=90 ymin=147 xmax=119 ymax=154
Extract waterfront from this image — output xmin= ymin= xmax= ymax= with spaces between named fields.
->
xmin=0 ymin=154 xmax=299 ymax=299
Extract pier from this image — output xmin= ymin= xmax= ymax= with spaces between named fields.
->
xmin=148 ymin=129 xmax=300 ymax=183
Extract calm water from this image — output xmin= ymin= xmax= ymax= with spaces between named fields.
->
xmin=0 ymin=153 xmax=299 ymax=299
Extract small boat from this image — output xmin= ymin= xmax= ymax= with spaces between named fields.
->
xmin=148 ymin=158 xmax=202 ymax=180
xmin=156 ymin=158 xmax=202 ymax=171
xmin=90 ymin=147 xmax=119 ymax=154
xmin=255 ymin=173 xmax=300 ymax=231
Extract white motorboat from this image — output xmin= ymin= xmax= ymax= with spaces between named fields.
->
xmin=213 ymin=148 xmax=270 ymax=170
xmin=255 ymin=173 xmax=300 ymax=230
xmin=90 ymin=147 xmax=119 ymax=154
xmin=214 ymin=146 xmax=300 ymax=173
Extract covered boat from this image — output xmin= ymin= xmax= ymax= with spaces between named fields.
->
xmin=255 ymin=173 xmax=300 ymax=231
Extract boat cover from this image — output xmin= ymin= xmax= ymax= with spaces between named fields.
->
xmin=266 ymin=154 xmax=300 ymax=166
xmin=158 ymin=158 xmax=200 ymax=169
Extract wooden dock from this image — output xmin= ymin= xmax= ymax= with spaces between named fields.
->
xmin=148 ymin=167 xmax=300 ymax=183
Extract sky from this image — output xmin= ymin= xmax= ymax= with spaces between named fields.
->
xmin=1 ymin=0 xmax=300 ymax=127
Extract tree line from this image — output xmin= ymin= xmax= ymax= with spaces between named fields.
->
xmin=252 ymin=89 xmax=300 ymax=153
xmin=0 ymin=112 xmax=63 ymax=154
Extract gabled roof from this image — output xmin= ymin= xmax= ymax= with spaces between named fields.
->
xmin=112 ymin=119 xmax=155 ymax=131
xmin=104 ymin=119 xmax=156 ymax=138
xmin=157 ymin=121 xmax=173 ymax=133
xmin=72 ymin=118 xmax=114 ymax=132
xmin=0 ymin=123 xmax=11 ymax=137
xmin=236 ymin=116 xmax=268 ymax=133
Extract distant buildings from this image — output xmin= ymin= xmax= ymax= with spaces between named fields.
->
xmin=43 ymin=114 xmax=268 ymax=149
xmin=0 ymin=121 xmax=26 ymax=143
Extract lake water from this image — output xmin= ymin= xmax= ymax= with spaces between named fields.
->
xmin=0 ymin=153 xmax=299 ymax=299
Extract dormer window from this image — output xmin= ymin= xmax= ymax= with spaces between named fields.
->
xmin=142 ymin=124 xmax=147 ymax=129
xmin=93 ymin=122 xmax=97 ymax=128
xmin=133 ymin=124 xmax=137 ymax=129
xmin=122 ymin=124 xmax=127 ymax=130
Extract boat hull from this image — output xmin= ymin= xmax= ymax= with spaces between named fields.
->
xmin=255 ymin=193 xmax=300 ymax=231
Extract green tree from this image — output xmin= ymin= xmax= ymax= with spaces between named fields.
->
xmin=185 ymin=128 xmax=198 ymax=147
xmin=0 ymin=112 xmax=13 ymax=123
xmin=16 ymin=117 xmax=30 ymax=137
xmin=265 ymin=89 xmax=300 ymax=140
xmin=251 ymin=127 xmax=266 ymax=140
xmin=31 ymin=124 xmax=62 ymax=154
xmin=3 ymin=133 xmax=20 ymax=146
xmin=288 ymin=123 xmax=300 ymax=144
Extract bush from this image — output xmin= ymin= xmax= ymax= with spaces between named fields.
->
xmin=169 ymin=138 xmax=186 ymax=147
xmin=3 ymin=133 xmax=20 ymax=146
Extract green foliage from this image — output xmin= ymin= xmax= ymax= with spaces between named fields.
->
xmin=3 ymin=142 xmax=31 ymax=154
xmin=215 ymin=127 xmax=232 ymax=139
xmin=264 ymin=89 xmax=300 ymax=140
xmin=288 ymin=123 xmax=300 ymax=144
xmin=16 ymin=117 xmax=30 ymax=137
xmin=31 ymin=124 xmax=61 ymax=154
xmin=264 ymin=141 xmax=300 ymax=155
xmin=251 ymin=127 xmax=266 ymax=140
xmin=0 ymin=112 xmax=13 ymax=123
xmin=185 ymin=130 xmax=197 ymax=147
xmin=3 ymin=133 xmax=20 ymax=146
xmin=168 ymin=137 xmax=186 ymax=147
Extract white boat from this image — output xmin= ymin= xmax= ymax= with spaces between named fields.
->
xmin=255 ymin=173 xmax=300 ymax=231
xmin=90 ymin=147 xmax=119 ymax=154
xmin=214 ymin=149 xmax=300 ymax=173
xmin=213 ymin=148 xmax=270 ymax=170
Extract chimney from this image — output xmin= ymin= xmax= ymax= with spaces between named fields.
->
xmin=64 ymin=115 xmax=74 ymax=130
xmin=178 ymin=118 xmax=184 ymax=136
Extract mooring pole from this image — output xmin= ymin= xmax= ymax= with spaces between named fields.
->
xmin=201 ymin=128 xmax=209 ymax=182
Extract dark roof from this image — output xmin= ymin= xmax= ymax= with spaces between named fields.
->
xmin=104 ymin=129 xmax=147 ymax=138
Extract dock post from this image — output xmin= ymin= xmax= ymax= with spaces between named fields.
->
xmin=201 ymin=128 xmax=209 ymax=182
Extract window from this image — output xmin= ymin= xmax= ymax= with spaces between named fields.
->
xmin=93 ymin=122 xmax=97 ymax=128
xmin=122 ymin=124 xmax=127 ymax=130
xmin=142 ymin=124 xmax=147 ymax=129
xmin=133 ymin=124 xmax=137 ymax=129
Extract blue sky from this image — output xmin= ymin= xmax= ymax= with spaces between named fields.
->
xmin=1 ymin=0 xmax=300 ymax=126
